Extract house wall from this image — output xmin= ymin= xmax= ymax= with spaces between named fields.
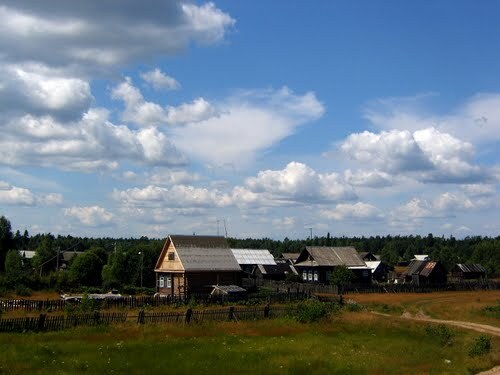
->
xmin=157 ymin=242 xmax=184 ymax=271
xmin=185 ymin=271 xmax=242 ymax=294
xmin=156 ymin=272 xmax=186 ymax=296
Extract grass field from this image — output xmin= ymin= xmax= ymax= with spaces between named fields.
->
xmin=0 ymin=310 xmax=498 ymax=374
xmin=346 ymin=290 xmax=500 ymax=326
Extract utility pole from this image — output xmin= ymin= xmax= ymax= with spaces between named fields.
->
xmin=138 ymin=251 xmax=143 ymax=288
xmin=56 ymin=247 xmax=60 ymax=271
xmin=223 ymin=218 xmax=228 ymax=237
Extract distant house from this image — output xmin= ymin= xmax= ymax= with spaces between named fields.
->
xmin=231 ymin=248 xmax=276 ymax=275
xmin=364 ymin=261 xmax=393 ymax=282
xmin=413 ymin=254 xmax=430 ymax=261
xmin=359 ymin=252 xmax=378 ymax=262
xmin=294 ymin=246 xmax=371 ymax=284
xmin=280 ymin=253 xmax=299 ymax=264
xmin=154 ymin=235 xmax=242 ymax=297
xmin=451 ymin=264 xmax=486 ymax=281
xmin=60 ymin=250 xmax=84 ymax=269
xmin=18 ymin=250 xmax=36 ymax=266
xmin=400 ymin=260 xmax=447 ymax=285
xmin=254 ymin=259 xmax=299 ymax=281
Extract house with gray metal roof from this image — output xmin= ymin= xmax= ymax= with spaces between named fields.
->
xmin=400 ymin=260 xmax=447 ymax=285
xmin=451 ymin=263 xmax=486 ymax=280
xmin=294 ymin=246 xmax=371 ymax=284
xmin=154 ymin=235 xmax=243 ymax=297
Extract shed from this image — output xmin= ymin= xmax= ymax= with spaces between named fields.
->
xmin=364 ymin=261 xmax=393 ymax=282
xmin=451 ymin=264 xmax=486 ymax=280
xmin=400 ymin=260 xmax=447 ymax=285
xmin=254 ymin=259 xmax=299 ymax=281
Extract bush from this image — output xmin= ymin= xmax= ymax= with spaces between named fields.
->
xmin=288 ymin=299 xmax=340 ymax=323
xmin=481 ymin=303 xmax=500 ymax=319
xmin=14 ymin=285 xmax=32 ymax=297
xmin=424 ymin=324 xmax=454 ymax=347
xmin=468 ymin=335 xmax=492 ymax=357
xmin=344 ymin=301 xmax=364 ymax=312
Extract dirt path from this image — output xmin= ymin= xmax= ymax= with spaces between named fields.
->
xmin=371 ymin=311 xmax=500 ymax=336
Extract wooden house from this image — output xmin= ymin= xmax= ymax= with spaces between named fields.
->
xmin=451 ymin=264 xmax=486 ymax=280
xmin=280 ymin=253 xmax=299 ymax=264
xmin=364 ymin=261 xmax=393 ymax=282
xmin=294 ymin=246 xmax=371 ymax=284
xmin=400 ymin=260 xmax=447 ymax=285
xmin=359 ymin=252 xmax=378 ymax=261
xmin=154 ymin=235 xmax=242 ymax=297
xmin=231 ymin=248 xmax=276 ymax=275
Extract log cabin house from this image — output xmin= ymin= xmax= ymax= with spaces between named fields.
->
xmin=154 ymin=235 xmax=242 ymax=297
xmin=294 ymin=246 xmax=371 ymax=284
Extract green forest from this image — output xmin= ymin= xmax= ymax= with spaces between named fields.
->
xmin=0 ymin=215 xmax=498 ymax=295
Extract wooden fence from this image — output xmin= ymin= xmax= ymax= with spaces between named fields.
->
xmin=0 ymin=305 xmax=289 ymax=332
xmin=259 ymin=280 xmax=500 ymax=295
xmin=0 ymin=312 xmax=127 ymax=333
xmin=0 ymin=292 xmax=309 ymax=313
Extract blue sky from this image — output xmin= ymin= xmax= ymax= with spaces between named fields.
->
xmin=0 ymin=1 xmax=499 ymax=239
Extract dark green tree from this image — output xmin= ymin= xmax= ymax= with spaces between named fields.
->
xmin=4 ymin=249 xmax=25 ymax=288
xmin=330 ymin=265 xmax=354 ymax=294
xmin=0 ymin=216 xmax=14 ymax=272
xmin=32 ymin=234 xmax=56 ymax=276
xmin=68 ymin=249 xmax=105 ymax=287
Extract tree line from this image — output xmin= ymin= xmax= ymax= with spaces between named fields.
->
xmin=0 ymin=215 xmax=499 ymax=295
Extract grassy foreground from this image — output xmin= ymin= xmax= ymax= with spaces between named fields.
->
xmin=0 ymin=311 xmax=498 ymax=375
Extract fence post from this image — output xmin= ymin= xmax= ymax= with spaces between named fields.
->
xmin=185 ymin=308 xmax=192 ymax=324
xmin=228 ymin=306 xmax=235 ymax=321
xmin=138 ymin=310 xmax=145 ymax=324
xmin=93 ymin=310 xmax=100 ymax=325
xmin=38 ymin=313 xmax=46 ymax=331
xmin=264 ymin=304 xmax=270 ymax=318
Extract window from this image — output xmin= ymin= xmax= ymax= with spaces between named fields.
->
xmin=308 ymin=271 xmax=313 ymax=281
xmin=313 ymin=271 xmax=318 ymax=282
xmin=303 ymin=271 xmax=308 ymax=281
xmin=159 ymin=276 xmax=164 ymax=288
xmin=166 ymin=276 xmax=172 ymax=288
xmin=168 ymin=252 xmax=175 ymax=261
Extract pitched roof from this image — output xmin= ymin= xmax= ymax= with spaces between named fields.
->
xmin=281 ymin=253 xmax=299 ymax=261
xmin=155 ymin=235 xmax=241 ymax=272
xmin=420 ymin=261 xmax=439 ymax=277
xmin=455 ymin=263 xmax=486 ymax=273
xmin=413 ymin=254 xmax=430 ymax=261
xmin=294 ymin=246 xmax=365 ymax=267
xmin=257 ymin=260 xmax=298 ymax=276
xmin=364 ymin=261 xmax=382 ymax=273
xmin=169 ymin=235 xmax=229 ymax=248
xmin=231 ymin=249 xmax=276 ymax=265
xmin=401 ymin=260 xmax=427 ymax=276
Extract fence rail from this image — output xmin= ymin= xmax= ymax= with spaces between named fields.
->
xmin=1 ymin=280 xmax=498 ymax=313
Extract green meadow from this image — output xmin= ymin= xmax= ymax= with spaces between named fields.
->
xmin=0 ymin=311 xmax=498 ymax=375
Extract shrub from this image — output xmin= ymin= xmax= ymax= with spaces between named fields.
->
xmin=481 ymin=304 xmax=500 ymax=319
xmin=468 ymin=335 xmax=491 ymax=357
xmin=424 ymin=324 xmax=454 ymax=347
xmin=288 ymin=299 xmax=340 ymax=323
xmin=15 ymin=285 xmax=32 ymax=297
xmin=344 ymin=301 xmax=364 ymax=312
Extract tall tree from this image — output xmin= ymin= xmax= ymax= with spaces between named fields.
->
xmin=4 ymin=249 xmax=25 ymax=288
xmin=0 ymin=216 xmax=14 ymax=272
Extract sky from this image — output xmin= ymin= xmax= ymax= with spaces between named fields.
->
xmin=0 ymin=0 xmax=499 ymax=239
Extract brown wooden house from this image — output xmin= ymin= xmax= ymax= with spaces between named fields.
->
xmin=154 ymin=235 xmax=242 ymax=297
xmin=451 ymin=264 xmax=486 ymax=281
xmin=294 ymin=246 xmax=371 ymax=284
xmin=399 ymin=260 xmax=447 ymax=285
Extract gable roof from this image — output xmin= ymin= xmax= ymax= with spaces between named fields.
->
xmin=401 ymin=260 xmax=445 ymax=278
xmin=257 ymin=260 xmax=298 ymax=276
xmin=169 ymin=235 xmax=229 ymax=248
xmin=364 ymin=261 xmax=381 ymax=273
xmin=155 ymin=235 xmax=241 ymax=272
xmin=413 ymin=254 xmax=430 ymax=261
xmin=231 ymin=249 xmax=276 ymax=265
xmin=454 ymin=263 xmax=486 ymax=273
xmin=294 ymin=246 xmax=365 ymax=267
xmin=281 ymin=253 xmax=299 ymax=261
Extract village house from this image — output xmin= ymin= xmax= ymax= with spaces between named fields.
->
xmin=364 ymin=260 xmax=393 ymax=283
xmin=293 ymin=246 xmax=371 ymax=284
xmin=400 ymin=260 xmax=447 ymax=285
xmin=280 ymin=253 xmax=299 ymax=264
xmin=154 ymin=235 xmax=242 ymax=297
xmin=450 ymin=263 xmax=486 ymax=281
xmin=230 ymin=248 xmax=276 ymax=275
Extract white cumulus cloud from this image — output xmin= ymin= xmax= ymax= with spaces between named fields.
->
xmin=141 ymin=68 xmax=180 ymax=90
xmin=64 ymin=206 xmax=114 ymax=226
